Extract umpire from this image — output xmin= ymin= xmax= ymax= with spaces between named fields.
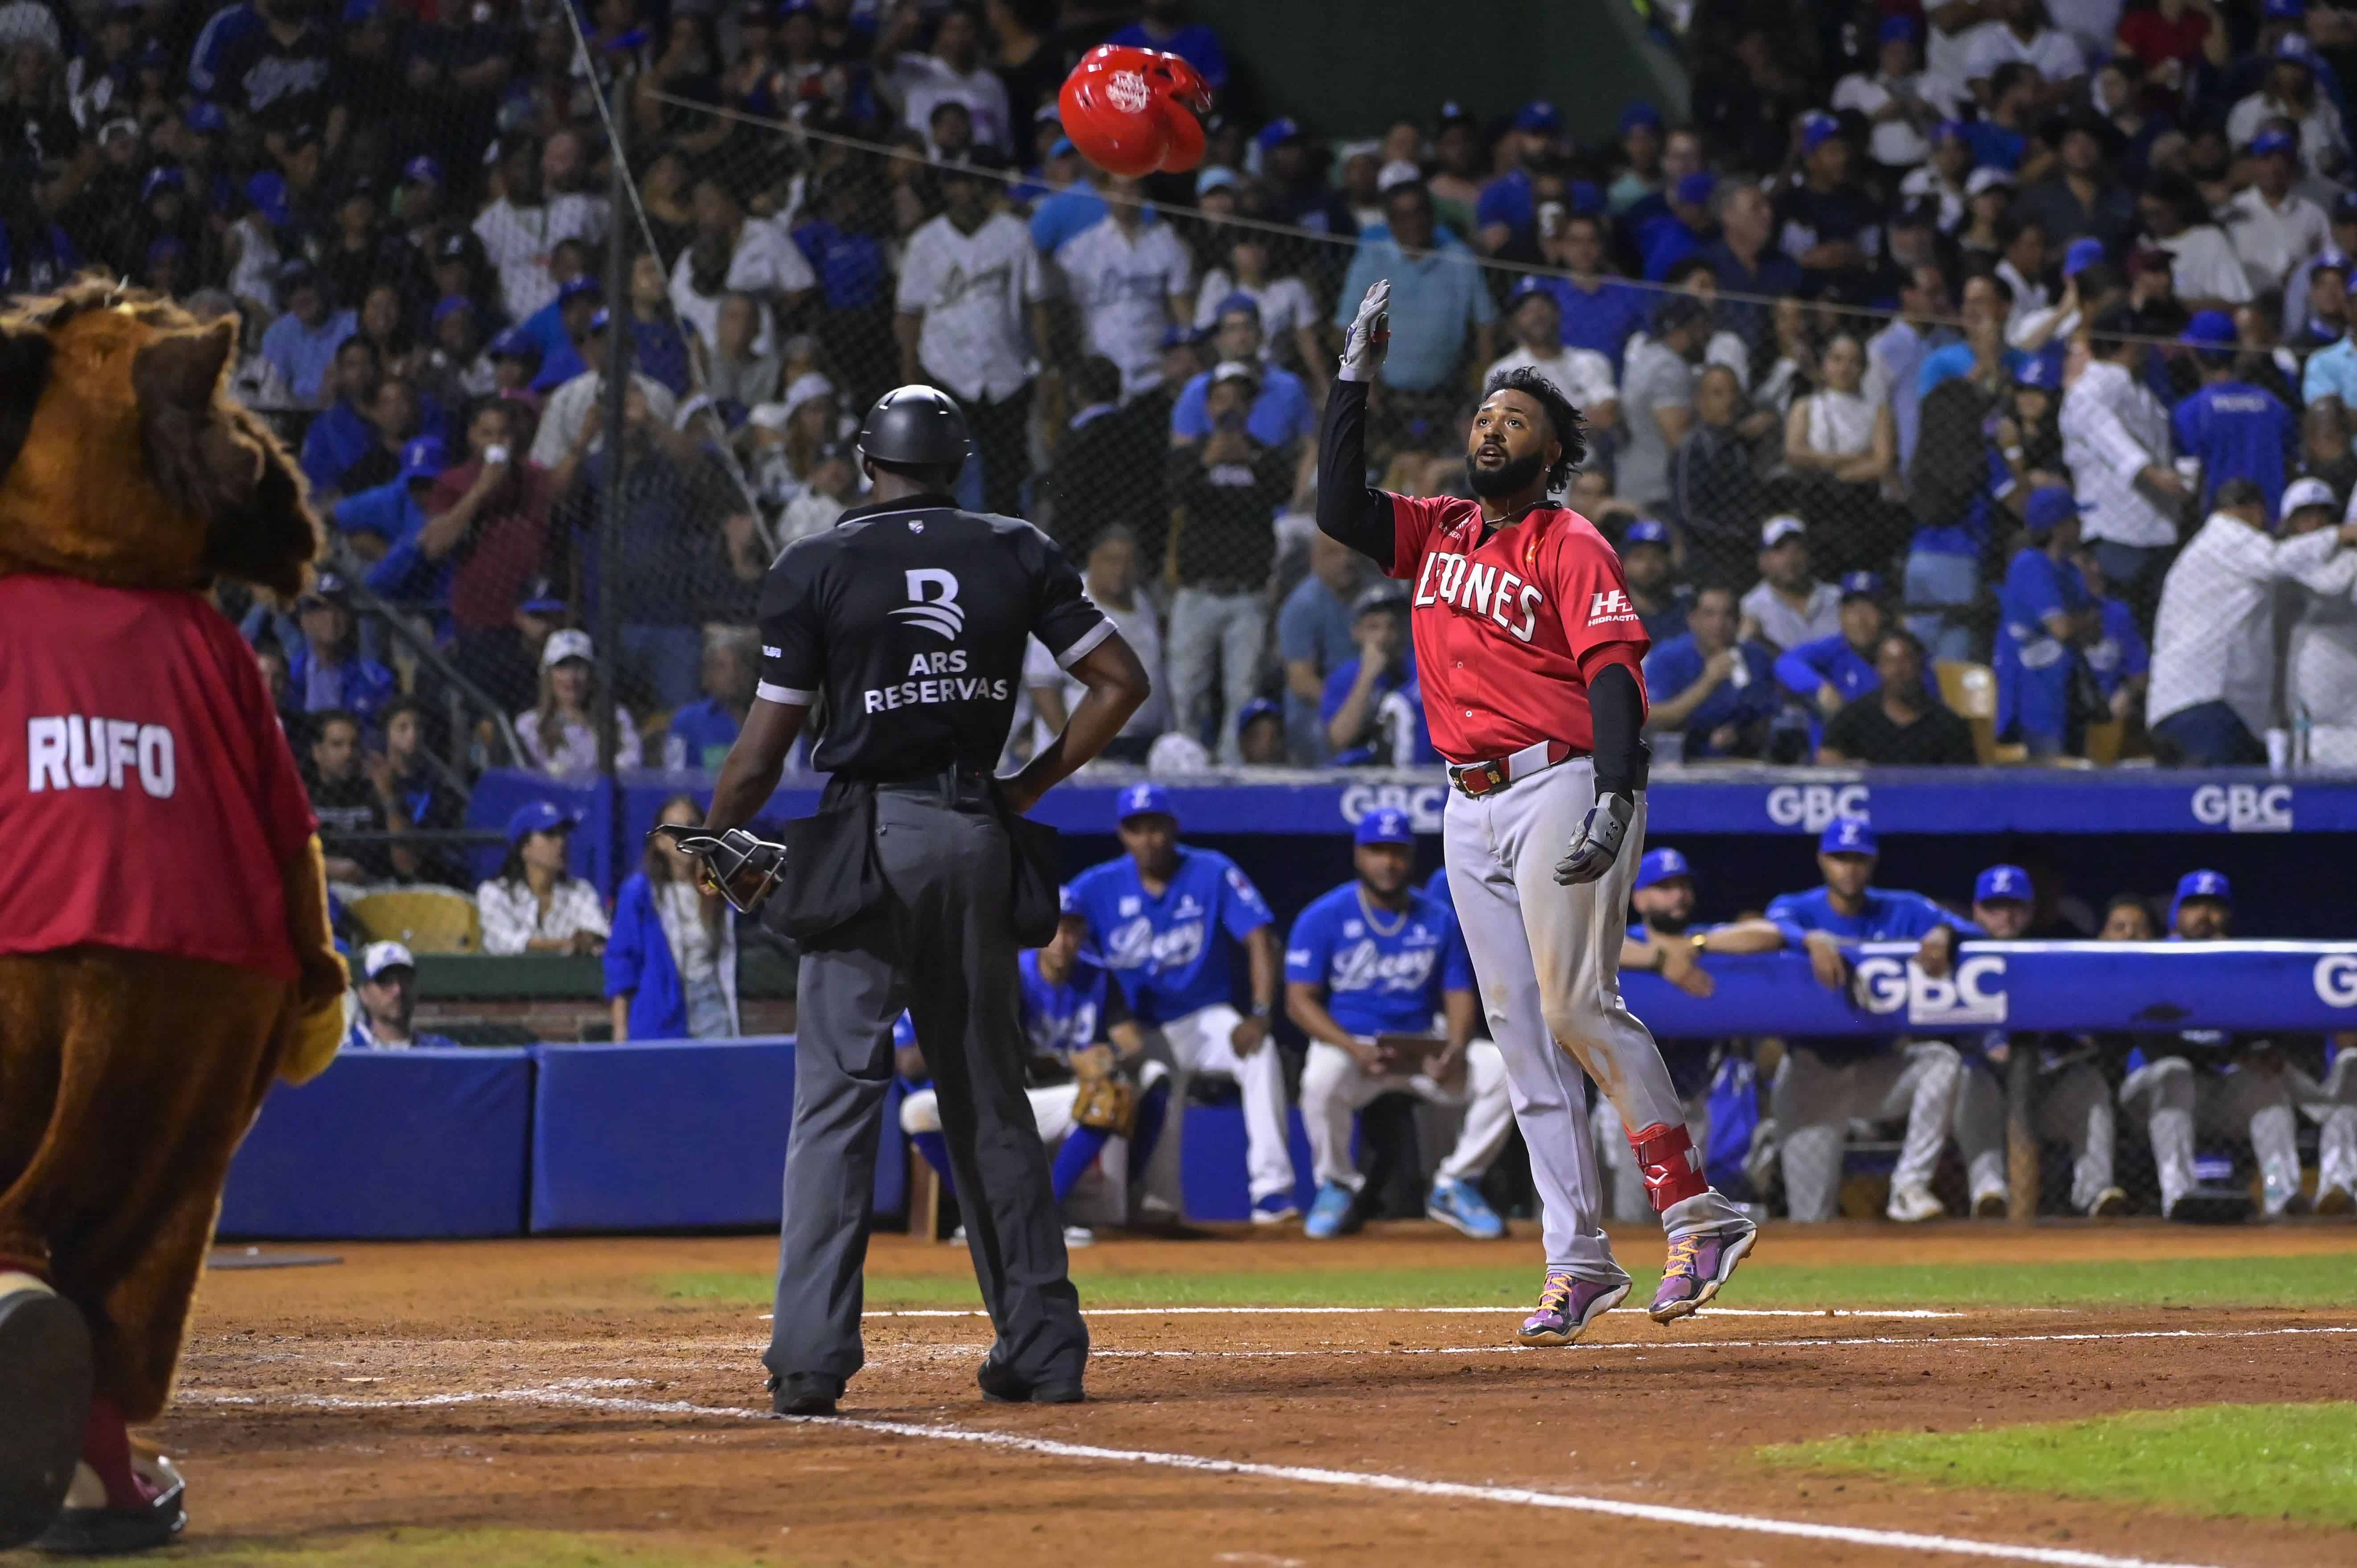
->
xmin=702 ymin=385 xmax=1150 ymax=1416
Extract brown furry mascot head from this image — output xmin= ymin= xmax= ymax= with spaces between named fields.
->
xmin=0 ymin=274 xmax=321 ymax=597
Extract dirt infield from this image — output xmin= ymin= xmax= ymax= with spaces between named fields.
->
xmin=44 ymin=1224 xmax=2357 ymax=1566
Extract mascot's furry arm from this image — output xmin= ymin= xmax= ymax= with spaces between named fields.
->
xmin=279 ymin=836 xmax=347 ymax=1085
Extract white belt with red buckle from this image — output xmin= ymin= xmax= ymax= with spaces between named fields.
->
xmin=1446 ymin=739 xmax=1577 ymax=798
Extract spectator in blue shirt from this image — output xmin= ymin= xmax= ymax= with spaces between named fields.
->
xmin=1917 ymin=273 xmax=2029 ymax=394
xmin=1322 ymin=586 xmax=1433 ymax=766
xmin=344 ymin=942 xmax=459 ymax=1051
xmin=1700 ymin=182 xmax=1805 ymax=359
xmin=524 ymin=272 xmax=600 ymax=394
xmin=1106 ymin=0 xmax=1228 ymax=91
xmin=1171 ymin=295 xmax=1314 ymax=450
xmin=337 ymin=435 xmax=453 ymax=608
xmin=1764 ymin=818 xmax=1977 ymax=1223
xmin=1776 ymin=572 xmax=1902 ymax=716
xmin=608 ymin=794 xmax=742 ymax=1041
xmin=1639 ymin=171 xmax=1718 ymax=282
xmin=1474 ymin=100 xmax=1564 ymax=259
xmin=1618 ymin=517 xmax=1692 ymax=644
xmin=285 ymin=573 xmax=398 ymax=730
xmin=1961 ymin=64 xmax=2040 ymax=171
xmin=1256 ymin=118 xmax=1356 ymax=237
xmin=662 ymin=628 xmax=759 ymax=771
xmin=1028 ymin=146 xmax=1105 ymax=257
xmin=2173 ymin=310 xmax=2297 ymax=517
xmin=1995 ymin=485 xmax=2098 ymax=758
xmin=1277 ymin=531 xmax=1364 ymax=764
xmin=2070 ymin=540 xmax=2152 ymax=723
xmin=791 ymin=172 xmax=891 ymax=309
xmin=258 ymin=260 xmax=356 ymax=407
xmin=1547 ymin=209 xmax=1652 ymax=370
xmin=1643 ymin=585 xmax=1781 ymax=759
xmin=299 ymin=336 xmax=385 ymax=499
xmin=1332 ymin=181 xmax=1495 ymax=397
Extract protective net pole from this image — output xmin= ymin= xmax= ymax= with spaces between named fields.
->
xmin=596 ymin=57 xmax=635 ymax=886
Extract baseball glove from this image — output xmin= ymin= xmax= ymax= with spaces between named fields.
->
xmin=1071 ymin=1072 xmax=1138 ymax=1136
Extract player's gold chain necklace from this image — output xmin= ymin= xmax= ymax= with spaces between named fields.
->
xmin=1356 ymin=887 xmax=1408 ymax=936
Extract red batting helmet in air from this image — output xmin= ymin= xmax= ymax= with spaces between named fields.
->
xmin=1057 ymin=45 xmax=1213 ymax=179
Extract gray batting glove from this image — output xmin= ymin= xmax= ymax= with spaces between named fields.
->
xmin=1553 ymin=793 xmax=1634 ymax=886
xmin=1339 ymin=279 xmax=1390 ymax=382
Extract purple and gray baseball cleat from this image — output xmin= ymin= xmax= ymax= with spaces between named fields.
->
xmin=1647 ymin=1219 xmax=1759 ymax=1322
xmin=1515 ymin=1270 xmax=1630 ymax=1346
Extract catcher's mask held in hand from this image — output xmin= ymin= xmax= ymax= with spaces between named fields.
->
xmin=648 ymin=823 xmax=785 ymax=914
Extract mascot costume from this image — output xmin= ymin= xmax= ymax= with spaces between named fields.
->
xmin=0 ymin=278 xmax=349 ymax=1554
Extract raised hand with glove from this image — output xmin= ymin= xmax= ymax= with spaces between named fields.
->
xmin=1339 ymin=279 xmax=1390 ymax=383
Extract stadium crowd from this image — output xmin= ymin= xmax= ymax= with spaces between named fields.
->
xmin=15 ymin=0 xmax=2357 ymax=799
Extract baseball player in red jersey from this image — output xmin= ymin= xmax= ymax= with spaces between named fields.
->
xmin=1316 ymin=280 xmax=1757 ymax=1344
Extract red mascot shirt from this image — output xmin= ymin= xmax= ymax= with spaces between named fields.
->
xmin=0 ymin=575 xmax=317 ymax=981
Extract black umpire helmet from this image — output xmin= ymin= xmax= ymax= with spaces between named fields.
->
xmin=856 ymin=385 xmax=972 ymax=469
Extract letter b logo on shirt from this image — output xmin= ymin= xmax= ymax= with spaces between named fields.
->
xmin=894 ymin=569 xmax=965 ymax=639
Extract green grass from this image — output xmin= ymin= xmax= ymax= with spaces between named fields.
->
xmin=654 ymin=1250 xmax=2357 ymax=1312
xmin=1761 ymin=1401 xmax=2357 ymax=1530
xmin=86 ymin=1528 xmax=777 ymax=1566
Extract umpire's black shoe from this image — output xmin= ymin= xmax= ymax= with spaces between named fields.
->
xmin=767 ymin=1371 xmax=843 ymax=1416
xmin=977 ymin=1352 xmax=1085 ymax=1405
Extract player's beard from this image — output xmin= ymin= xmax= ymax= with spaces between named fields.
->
xmin=1466 ymin=445 xmax=1548 ymax=500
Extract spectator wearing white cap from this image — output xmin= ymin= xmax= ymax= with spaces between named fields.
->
xmin=2279 ymin=476 xmax=2357 ymax=748
xmin=345 ymin=942 xmax=459 ymax=1051
xmin=2147 ymin=476 xmax=2357 ymax=763
xmin=1483 ymin=279 xmax=1619 ymax=438
xmin=515 ymin=629 xmax=643 ymax=778
xmin=1739 ymin=516 xmax=1842 ymax=652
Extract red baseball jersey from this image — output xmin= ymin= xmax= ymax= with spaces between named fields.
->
xmin=0 ymin=575 xmax=317 ymax=981
xmin=1384 ymin=495 xmax=1650 ymax=764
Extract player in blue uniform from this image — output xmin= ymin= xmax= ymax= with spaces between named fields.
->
xmin=1946 ymin=865 xmax=2126 ymax=1219
xmin=1774 ymin=573 xmax=1893 ymax=718
xmin=1994 ymin=485 xmax=2098 ymax=758
xmin=2070 ymin=542 xmax=2150 ymax=723
xmin=897 ymin=899 xmax=1174 ymax=1245
xmin=1762 ymin=820 xmax=1977 ymax=1223
xmin=1285 ymin=809 xmax=1511 ymax=1240
xmin=1064 ymin=782 xmax=1294 ymax=1222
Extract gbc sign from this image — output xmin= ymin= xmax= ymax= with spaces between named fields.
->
xmin=1339 ymin=781 xmax=1448 ymax=834
xmin=2190 ymin=783 xmax=2292 ymax=833
xmin=2316 ymin=953 xmax=2357 ymax=1009
xmin=1853 ymin=955 xmax=2009 ymax=1026
xmin=1767 ymin=784 xmax=1871 ymax=833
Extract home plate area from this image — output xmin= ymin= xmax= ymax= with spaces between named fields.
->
xmin=74 ymin=1227 xmax=2351 ymax=1568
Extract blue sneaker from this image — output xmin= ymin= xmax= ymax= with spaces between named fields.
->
xmin=1249 ymin=1191 xmax=1301 ymax=1227
xmin=1426 ymin=1176 xmax=1506 ymax=1240
xmin=1303 ymin=1181 xmax=1356 ymax=1239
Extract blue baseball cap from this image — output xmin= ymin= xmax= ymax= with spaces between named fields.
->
xmin=2170 ymin=869 xmax=2232 ymax=926
xmin=1355 ymin=807 xmax=1415 ymax=847
xmin=1213 ymin=290 xmax=1261 ymax=322
xmin=489 ymin=326 xmax=540 ymax=361
xmin=1235 ymin=696 xmax=1281 ymax=736
xmin=1161 ymin=322 xmax=1204 ymax=349
xmin=2015 ymin=355 xmax=2060 ymax=390
xmin=2023 ymin=484 xmax=2092 ymax=537
xmin=431 ymin=293 xmax=476 ymax=325
xmin=1622 ymin=517 xmax=1671 ymax=550
xmin=2279 ymin=32 xmax=2316 ymax=63
xmin=1933 ymin=119 xmax=1968 ymax=147
xmin=506 ymin=800 xmax=582 ymax=845
xmin=586 ymin=307 xmax=612 ymax=335
xmin=402 ymin=154 xmax=444 ymax=187
xmin=2061 ymin=236 xmax=2107 ymax=278
xmin=1635 ymin=846 xmax=1693 ymax=890
xmin=1514 ymin=101 xmax=1563 ymax=134
xmin=558 ymin=275 xmax=602 ymax=305
xmin=1058 ymin=883 xmax=1081 ymax=917
xmin=245 ymin=170 xmax=291 ymax=227
xmin=2250 ymin=127 xmax=2299 ymax=160
xmin=398 ymin=434 xmax=446 ymax=482
xmin=1673 ymin=171 xmax=1717 ymax=208
xmin=2180 ymin=308 xmax=2238 ymax=348
xmin=2266 ymin=0 xmax=2307 ymax=16
xmin=184 ymin=102 xmax=227 ymax=135
xmin=1820 ymin=818 xmax=1879 ymax=856
xmin=1879 ymin=14 xmax=1919 ymax=43
xmin=1838 ymin=570 xmax=1884 ymax=602
xmin=1568 ymin=179 xmax=1604 ymax=215
xmin=141 ymin=166 xmax=184 ymax=201
xmin=1799 ymin=113 xmax=1842 ymax=155
xmin=516 ymin=574 xmax=567 ymax=616
xmin=1620 ymin=102 xmax=1662 ymax=135
xmin=1507 ymin=275 xmax=1561 ymax=310
xmin=1116 ymin=780 xmax=1174 ymax=825
xmin=1255 ymin=117 xmax=1305 ymax=151
xmin=1975 ymin=864 xmax=2032 ymax=904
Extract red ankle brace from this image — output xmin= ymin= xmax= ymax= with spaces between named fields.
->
xmin=81 ymin=1397 xmax=159 ymax=1510
xmin=1630 ymin=1122 xmax=1707 ymax=1211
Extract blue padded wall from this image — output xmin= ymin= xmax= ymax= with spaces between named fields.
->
xmin=219 ymin=1047 xmax=533 ymax=1239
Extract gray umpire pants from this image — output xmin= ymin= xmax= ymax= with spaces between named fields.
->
xmin=765 ymin=787 xmax=1088 ymax=1391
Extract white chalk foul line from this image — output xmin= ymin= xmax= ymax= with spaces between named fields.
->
xmin=177 ymin=1380 xmax=2230 ymax=1568
xmin=844 ymin=1305 xmax=1966 ymax=1320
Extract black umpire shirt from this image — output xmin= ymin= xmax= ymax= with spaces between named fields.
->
xmin=757 ymin=494 xmax=1111 ymax=780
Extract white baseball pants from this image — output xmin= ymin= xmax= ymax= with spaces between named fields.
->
xmin=1953 ymin=1059 xmax=2116 ymax=1214
xmin=1300 ymin=1039 xmax=1514 ymax=1192
xmin=1136 ymin=1002 xmax=1296 ymax=1207
xmin=2120 ymin=1055 xmax=2309 ymax=1217
xmin=2303 ymin=1052 xmax=2357 ymax=1202
xmin=1771 ymin=1041 xmax=1962 ymax=1222
xmin=1443 ymin=757 xmax=1747 ymax=1283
